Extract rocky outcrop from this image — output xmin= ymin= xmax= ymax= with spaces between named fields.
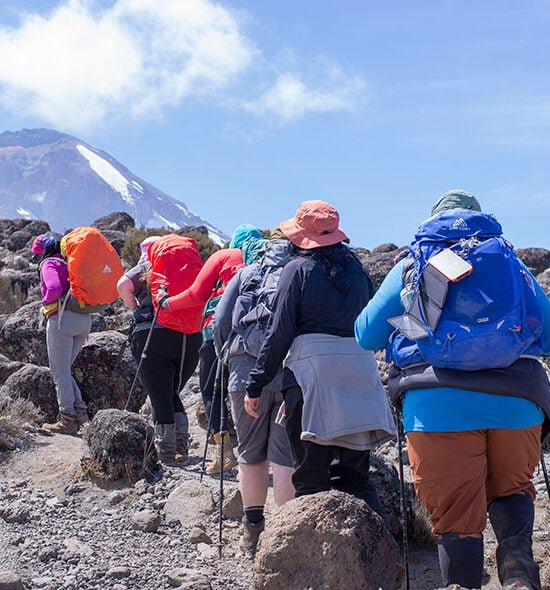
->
xmin=537 ymin=268 xmax=550 ymax=297
xmin=0 ymin=364 xmax=56 ymax=422
xmin=73 ymin=331 xmax=145 ymax=416
xmin=517 ymin=247 xmax=550 ymax=276
xmin=92 ymin=212 xmax=135 ymax=233
xmin=82 ymin=409 xmax=157 ymax=482
xmin=355 ymin=244 xmax=406 ymax=289
xmin=253 ymin=490 xmax=403 ymax=590
xmin=0 ymin=354 xmax=24 ymax=387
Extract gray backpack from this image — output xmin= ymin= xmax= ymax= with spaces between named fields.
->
xmin=231 ymin=240 xmax=290 ymax=357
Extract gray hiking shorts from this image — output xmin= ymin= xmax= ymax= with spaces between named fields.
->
xmin=229 ymin=390 xmax=293 ymax=467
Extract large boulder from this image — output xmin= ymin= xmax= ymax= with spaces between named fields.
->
xmin=73 ymin=331 xmax=145 ymax=416
xmin=537 ymin=268 xmax=550 ymax=297
xmin=0 ymin=301 xmax=48 ymax=365
xmin=0 ymin=364 xmax=56 ymax=422
xmin=0 ymin=354 xmax=24 ymax=387
xmin=81 ymin=409 xmax=157 ymax=482
xmin=355 ymin=246 xmax=406 ymax=289
xmin=253 ymin=490 xmax=403 ymax=590
xmin=516 ymin=247 xmax=550 ymax=276
xmin=92 ymin=212 xmax=135 ymax=233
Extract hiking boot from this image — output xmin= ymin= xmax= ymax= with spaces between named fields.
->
xmin=206 ymin=432 xmax=238 ymax=475
xmin=42 ymin=412 xmax=79 ymax=435
xmin=174 ymin=412 xmax=189 ymax=464
xmin=75 ymin=407 xmax=90 ymax=427
xmin=154 ymin=423 xmax=180 ymax=466
xmin=239 ymin=517 xmax=265 ymax=557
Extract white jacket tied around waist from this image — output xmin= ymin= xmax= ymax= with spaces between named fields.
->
xmin=284 ymin=334 xmax=396 ymax=451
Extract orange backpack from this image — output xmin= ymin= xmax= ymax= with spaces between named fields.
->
xmin=148 ymin=234 xmax=204 ymax=334
xmin=60 ymin=227 xmax=124 ymax=313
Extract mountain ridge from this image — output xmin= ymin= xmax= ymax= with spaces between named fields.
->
xmin=0 ymin=128 xmax=226 ymax=245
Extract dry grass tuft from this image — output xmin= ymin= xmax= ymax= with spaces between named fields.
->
xmin=0 ymin=396 xmax=43 ymax=451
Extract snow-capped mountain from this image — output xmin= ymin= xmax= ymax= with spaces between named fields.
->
xmin=0 ymin=128 xmax=227 ymax=245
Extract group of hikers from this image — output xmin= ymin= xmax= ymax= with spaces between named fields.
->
xmin=32 ymin=191 xmax=550 ymax=590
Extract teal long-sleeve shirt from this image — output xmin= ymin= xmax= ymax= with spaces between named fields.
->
xmin=355 ymin=260 xmax=550 ymax=433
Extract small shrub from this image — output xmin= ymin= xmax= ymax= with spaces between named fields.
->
xmin=0 ymin=276 xmax=26 ymax=313
xmin=0 ymin=396 xmax=43 ymax=451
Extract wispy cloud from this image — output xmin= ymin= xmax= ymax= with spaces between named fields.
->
xmin=0 ymin=0 xmax=366 ymax=132
xmin=243 ymin=70 xmax=366 ymax=122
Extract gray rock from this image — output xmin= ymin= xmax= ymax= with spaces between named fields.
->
xmin=31 ymin=577 xmax=55 ymax=589
xmin=222 ymin=487 xmax=243 ymax=520
xmin=164 ymin=480 xmax=214 ymax=528
xmin=0 ymin=501 xmax=30 ymax=524
xmin=82 ymin=409 xmax=157 ymax=482
xmin=188 ymin=527 xmax=213 ymax=545
xmin=92 ymin=211 xmax=135 ymax=233
xmin=253 ymin=490 xmax=403 ymax=590
xmin=38 ymin=545 xmax=59 ymax=562
xmin=0 ymin=354 xmax=24 ymax=387
xmin=0 ymin=571 xmax=24 ymax=590
xmin=108 ymin=491 xmax=127 ymax=506
xmin=73 ymin=332 xmax=146 ymax=416
xmin=64 ymin=483 xmax=86 ymax=496
xmin=0 ymin=301 xmax=48 ymax=365
xmin=0 ymin=363 xmax=57 ymax=421
xmin=131 ymin=510 xmax=161 ymax=533
xmin=167 ymin=568 xmax=209 ymax=588
xmin=106 ymin=567 xmax=130 ymax=579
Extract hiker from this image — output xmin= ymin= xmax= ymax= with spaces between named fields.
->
xmin=355 ymin=190 xmax=550 ymax=590
xmin=33 ymin=232 xmax=92 ymax=434
xmin=117 ymin=234 xmax=204 ymax=465
xmin=214 ymin=229 xmax=295 ymax=556
xmin=159 ymin=224 xmax=263 ymax=474
xmin=245 ymin=201 xmax=396 ymax=514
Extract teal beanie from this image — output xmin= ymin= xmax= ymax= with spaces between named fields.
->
xmin=230 ymin=224 xmax=262 ymax=249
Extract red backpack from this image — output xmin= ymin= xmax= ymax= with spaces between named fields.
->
xmin=148 ymin=235 xmax=204 ymax=334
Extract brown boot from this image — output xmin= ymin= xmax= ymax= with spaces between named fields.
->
xmin=42 ymin=412 xmax=78 ymax=435
xmin=75 ymin=408 xmax=90 ymax=427
xmin=239 ymin=517 xmax=265 ymax=557
xmin=206 ymin=432 xmax=238 ymax=475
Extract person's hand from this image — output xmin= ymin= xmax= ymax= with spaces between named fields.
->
xmin=244 ymin=394 xmax=260 ymax=419
xmin=155 ymin=286 xmax=170 ymax=310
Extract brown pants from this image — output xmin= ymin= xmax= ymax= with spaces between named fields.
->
xmin=407 ymin=426 xmax=541 ymax=535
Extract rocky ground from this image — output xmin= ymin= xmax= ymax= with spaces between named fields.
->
xmin=0 ymin=214 xmax=549 ymax=589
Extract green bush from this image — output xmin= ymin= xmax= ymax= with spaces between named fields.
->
xmin=121 ymin=226 xmax=220 ymax=267
xmin=0 ymin=276 xmax=25 ymax=313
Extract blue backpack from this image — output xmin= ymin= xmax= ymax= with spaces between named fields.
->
xmin=391 ymin=209 xmax=544 ymax=371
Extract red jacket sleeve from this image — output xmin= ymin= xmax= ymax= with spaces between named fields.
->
xmin=168 ymin=250 xmax=225 ymax=311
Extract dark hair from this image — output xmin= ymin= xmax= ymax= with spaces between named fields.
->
xmin=289 ymin=242 xmax=367 ymax=294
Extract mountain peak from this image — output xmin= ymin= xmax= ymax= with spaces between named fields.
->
xmin=0 ymin=128 xmax=226 ymax=245
xmin=0 ymin=128 xmax=74 ymax=149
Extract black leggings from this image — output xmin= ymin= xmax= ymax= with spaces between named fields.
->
xmin=131 ymin=327 xmax=202 ymax=424
xmin=198 ymin=339 xmax=231 ymax=434
xmin=283 ymin=385 xmax=382 ymax=510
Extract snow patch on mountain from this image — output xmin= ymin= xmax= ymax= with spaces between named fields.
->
xmin=77 ymin=144 xmax=134 ymax=206
xmin=16 ymin=207 xmax=32 ymax=218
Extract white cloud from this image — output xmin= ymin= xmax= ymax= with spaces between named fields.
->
xmin=0 ymin=0 xmax=255 ymax=131
xmin=244 ymin=70 xmax=366 ymax=122
xmin=0 ymin=0 xmax=366 ymax=131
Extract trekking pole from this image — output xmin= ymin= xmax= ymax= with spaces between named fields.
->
xmin=397 ymin=409 xmax=411 ymax=590
xmin=124 ymin=287 xmax=168 ymax=411
xmin=540 ymin=451 xmax=550 ymax=501
xmin=218 ymin=360 xmax=228 ymax=559
xmin=200 ymin=359 xmax=221 ymax=483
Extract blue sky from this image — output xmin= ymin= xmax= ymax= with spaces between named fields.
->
xmin=0 ymin=0 xmax=549 ymax=248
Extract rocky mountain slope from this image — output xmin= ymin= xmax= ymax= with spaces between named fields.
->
xmin=0 ymin=129 xmax=226 ymax=245
xmin=0 ymin=214 xmax=549 ymax=590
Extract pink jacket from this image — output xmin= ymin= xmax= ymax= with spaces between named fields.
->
xmin=40 ymin=254 xmax=69 ymax=309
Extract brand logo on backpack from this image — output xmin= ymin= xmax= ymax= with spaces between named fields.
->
xmin=102 ymin=264 xmax=112 ymax=274
xmin=451 ymin=217 xmax=469 ymax=230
